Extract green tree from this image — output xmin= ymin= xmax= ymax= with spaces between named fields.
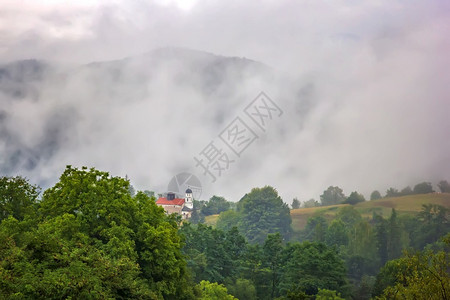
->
xmin=352 ymin=275 xmax=375 ymax=300
xmin=377 ymin=235 xmax=449 ymax=299
xmin=336 ymin=206 xmax=362 ymax=229
xmin=370 ymin=190 xmax=382 ymax=200
xmin=216 ymin=210 xmax=241 ymax=232
xmin=283 ymin=287 xmax=311 ymax=299
xmin=239 ymin=186 xmax=291 ymax=244
xmin=202 ymin=195 xmax=231 ymax=216
xmin=320 ymin=186 xmax=345 ymax=206
xmin=279 ymin=242 xmax=349 ymax=297
xmin=414 ymin=204 xmax=449 ymax=248
xmin=303 ymin=198 xmax=320 ymax=208
xmin=263 ymin=233 xmax=283 ymax=298
xmin=291 ymin=198 xmax=301 ymax=209
xmin=226 ymin=278 xmax=257 ymax=300
xmin=413 ymin=181 xmax=434 ymax=194
xmin=437 ymin=180 xmax=450 ymax=193
xmin=325 ymin=219 xmax=348 ymax=247
xmin=197 ymin=281 xmax=237 ymax=300
xmin=315 ymin=288 xmax=345 ymax=300
xmin=3 ymin=166 xmax=194 ymax=299
xmin=0 ymin=176 xmax=40 ymax=222
xmin=372 ymin=256 xmax=409 ymax=297
xmin=180 ymin=224 xmax=247 ymax=284
xmin=346 ymin=220 xmax=378 ymax=281
xmin=302 ymin=216 xmax=327 ymax=242
xmin=373 ymin=214 xmax=388 ymax=268
xmin=143 ymin=190 xmax=155 ymax=198
xmin=387 ymin=209 xmax=402 ymax=260
xmin=239 ymin=244 xmax=270 ymax=299
xmin=385 ymin=187 xmax=400 ymax=198
xmin=190 ymin=208 xmax=205 ymax=224
xmin=399 ymin=186 xmax=413 ymax=196
xmin=343 ymin=191 xmax=365 ymax=205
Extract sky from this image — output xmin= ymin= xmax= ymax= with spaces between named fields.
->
xmin=0 ymin=0 xmax=450 ymax=203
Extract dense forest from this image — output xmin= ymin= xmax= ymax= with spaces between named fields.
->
xmin=1 ymin=166 xmax=449 ymax=299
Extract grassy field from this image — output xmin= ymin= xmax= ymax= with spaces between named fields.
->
xmin=201 ymin=193 xmax=450 ymax=231
xmin=291 ymin=193 xmax=450 ymax=231
xmin=204 ymin=214 xmax=219 ymax=225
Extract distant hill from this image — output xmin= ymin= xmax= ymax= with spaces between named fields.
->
xmin=0 ymin=47 xmax=278 ymax=181
xmin=291 ymin=193 xmax=450 ymax=231
xmin=205 ymin=193 xmax=450 ymax=229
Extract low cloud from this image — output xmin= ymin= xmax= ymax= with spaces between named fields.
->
xmin=0 ymin=0 xmax=449 ymax=203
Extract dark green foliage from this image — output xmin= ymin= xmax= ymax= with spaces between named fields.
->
xmin=278 ymin=242 xmax=349 ymax=297
xmin=128 ymin=184 xmax=136 ymax=196
xmin=373 ymin=235 xmax=450 ymax=298
xmin=399 ymin=186 xmax=413 ymax=196
xmin=196 ymin=280 xmax=237 ymax=299
xmin=351 ymin=275 xmax=375 ymax=300
xmin=226 ymin=278 xmax=257 ymax=300
xmin=283 ymin=288 xmax=312 ymax=299
xmin=315 ymin=289 xmax=345 ymax=300
xmin=201 ymin=195 xmax=231 ymax=216
xmin=143 ymin=189 xmax=155 ymax=198
xmin=370 ymin=190 xmax=382 ymax=200
xmin=216 ymin=210 xmax=241 ymax=231
xmin=239 ymin=186 xmax=291 ymax=244
xmin=238 ymin=243 xmax=270 ymax=299
xmin=385 ymin=187 xmax=399 ymax=198
xmin=0 ymin=176 xmax=40 ymax=222
xmin=413 ymin=181 xmax=434 ymax=194
xmin=320 ymin=186 xmax=345 ymax=206
xmin=373 ymin=214 xmax=389 ymax=268
xmin=336 ymin=206 xmax=362 ymax=229
xmin=2 ymin=170 xmax=449 ymax=299
xmin=190 ymin=200 xmax=207 ymax=224
xmin=291 ymin=198 xmax=300 ymax=209
xmin=413 ymin=204 xmax=449 ymax=248
xmin=325 ymin=219 xmax=348 ymax=247
xmin=263 ymin=233 xmax=283 ymax=298
xmin=343 ymin=191 xmax=365 ymax=205
xmin=438 ymin=180 xmax=450 ymax=193
xmin=387 ymin=209 xmax=402 ymax=260
xmin=302 ymin=215 xmax=327 ymax=242
xmin=0 ymin=166 xmax=194 ymax=299
xmin=372 ymin=258 xmax=407 ymax=297
xmin=180 ymin=223 xmax=247 ymax=284
xmin=302 ymin=198 xmax=320 ymax=208
xmin=190 ymin=208 xmax=205 ymax=224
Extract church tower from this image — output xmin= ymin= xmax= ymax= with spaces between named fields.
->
xmin=185 ymin=188 xmax=193 ymax=209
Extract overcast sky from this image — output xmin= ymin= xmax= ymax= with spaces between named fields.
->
xmin=1 ymin=0 xmax=449 ymax=203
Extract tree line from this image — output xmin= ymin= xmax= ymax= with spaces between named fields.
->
xmin=288 ymin=180 xmax=450 ymax=209
xmin=0 ymin=166 xmax=449 ymax=299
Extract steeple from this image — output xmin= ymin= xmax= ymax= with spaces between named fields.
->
xmin=185 ymin=188 xmax=193 ymax=209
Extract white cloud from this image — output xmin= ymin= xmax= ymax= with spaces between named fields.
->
xmin=0 ymin=0 xmax=449 ymax=202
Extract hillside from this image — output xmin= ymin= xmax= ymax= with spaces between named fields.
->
xmin=291 ymin=192 xmax=450 ymax=231
xmin=203 ymin=193 xmax=450 ymax=230
xmin=0 ymin=48 xmax=278 ymax=185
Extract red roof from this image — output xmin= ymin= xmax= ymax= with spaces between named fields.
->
xmin=156 ymin=197 xmax=185 ymax=206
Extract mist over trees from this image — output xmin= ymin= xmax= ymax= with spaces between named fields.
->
xmin=370 ymin=190 xmax=382 ymax=200
xmin=291 ymin=198 xmax=300 ymax=209
xmin=1 ymin=168 xmax=449 ymax=299
xmin=320 ymin=186 xmax=346 ymax=206
xmin=438 ymin=180 xmax=450 ymax=193
xmin=343 ymin=191 xmax=365 ymax=205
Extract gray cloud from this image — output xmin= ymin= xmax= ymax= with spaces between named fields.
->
xmin=0 ymin=0 xmax=449 ymax=203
